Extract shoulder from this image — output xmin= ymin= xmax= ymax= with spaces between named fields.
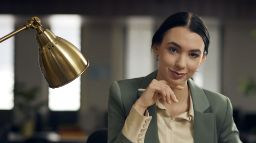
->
xmin=110 ymin=77 xmax=143 ymax=92
xmin=109 ymin=77 xmax=143 ymax=98
xmin=202 ymin=89 xmax=239 ymax=136
xmin=111 ymin=70 xmax=157 ymax=93
xmin=116 ymin=77 xmax=143 ymax=90
xmin=203 ymin=89 xmax=230 ymax=106
xmin=109 ymin=77 xmax=145 ymax=115
xmin=188 ymin=79 xmax=232 ymax=113
xmin=112 ymin=77 xmax=144 ymax=102
xmin=203 ymin=89 xmax=233 ymax=118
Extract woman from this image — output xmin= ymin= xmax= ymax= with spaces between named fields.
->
xmin=108 ymin=12 xmax=242 ymax=143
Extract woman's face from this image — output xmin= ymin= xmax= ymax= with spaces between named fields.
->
xmin=154 ymin=26 xmax=206 ymax=88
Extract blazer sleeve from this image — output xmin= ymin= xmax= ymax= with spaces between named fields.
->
xmin=219 ymin=97 xmax=242 ymax=143
xmin=108 ymin=81 xmax=132 ymax=143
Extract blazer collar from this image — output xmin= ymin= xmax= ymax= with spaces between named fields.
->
xmin=188 ymin=79 xmax=210 ymax=113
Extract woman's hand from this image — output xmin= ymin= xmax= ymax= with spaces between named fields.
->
xmin=133 ymin=79 xmax=180 ymax=115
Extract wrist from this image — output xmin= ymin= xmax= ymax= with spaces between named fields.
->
xmin=133 ymin=100 xmax=148 ymax=115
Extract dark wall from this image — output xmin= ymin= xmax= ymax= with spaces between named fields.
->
xmin=1 ymin=0 xmax=256 ymax=20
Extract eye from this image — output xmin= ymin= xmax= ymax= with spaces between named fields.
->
xmin=168 ymin=47 xmax=178 ymax=54
xmin=189 ymin=52 xmax=200 ymax=58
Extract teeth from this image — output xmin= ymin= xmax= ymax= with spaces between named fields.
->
xmin=176 ymin=73 xmax=182 ymax=76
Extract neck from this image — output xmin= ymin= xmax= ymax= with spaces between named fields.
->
xmin=173 ymin=83 xmax=189 ymax=101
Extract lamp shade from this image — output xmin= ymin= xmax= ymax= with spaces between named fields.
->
xmin=0 ymin=17 xmax=89 ymax=88
xmin=36 ymin=29 xmax=89 ymax=88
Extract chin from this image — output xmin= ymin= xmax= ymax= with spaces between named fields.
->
xmin=166 ymin=77 xmax=186 ymax=87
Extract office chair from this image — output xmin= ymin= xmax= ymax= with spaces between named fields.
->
xmin=86 ymin=128 xmax=107 ymax=143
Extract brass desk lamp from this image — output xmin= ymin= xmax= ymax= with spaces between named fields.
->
xmin=0 ymin=17 xmax=89 ymax=88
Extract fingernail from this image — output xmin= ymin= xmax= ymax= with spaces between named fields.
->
xmin=175 ymin=99 xmax=179 ymax=103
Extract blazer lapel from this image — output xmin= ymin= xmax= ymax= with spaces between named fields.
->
xmin=137 ymin=71 xmax=160 ymax=143
xmin=145 ymin=105 xmax=160 ymax=143
xmin=193 ymin=111 xmax=217 ymax=143
xmin=188 ymin=79 xmax=217 ymax=143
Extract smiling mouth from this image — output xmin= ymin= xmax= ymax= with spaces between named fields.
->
xmin=169 ymin=69 xmax=186 ymax=79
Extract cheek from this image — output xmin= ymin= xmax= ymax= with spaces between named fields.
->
xmin=159 ymin=53 xmax=175 ymax=65
xmin=187 ymin=61 xmax=202 ymax=73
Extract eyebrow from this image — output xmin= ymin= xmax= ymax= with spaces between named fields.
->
xmin=168 ymin=42 xmax=181 ymax=49
xmin=168 ymin=42 xmax=202 ymax=54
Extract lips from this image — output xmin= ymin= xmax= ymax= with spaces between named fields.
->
xmin=168 ymin=68 xmax=186 ymax=79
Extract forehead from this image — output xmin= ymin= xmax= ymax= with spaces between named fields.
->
xmin=162 ymin=26 xmax=205 ymax=50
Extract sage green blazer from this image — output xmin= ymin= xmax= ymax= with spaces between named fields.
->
xmin=108 ymin=71 xmax=242 ymax=143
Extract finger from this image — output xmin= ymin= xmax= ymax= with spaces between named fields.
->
xmin=158 ymin=80 xmax=169 ymax=85
xmin=159 ymin=79 xmax=185 ymax=90
xmin=163 ymin=85 xmax=170 ymax=103
xmin=168 ymin=88 xmax=179 ymax=103
xmin=157 ymin=81 xmax=178 ymax=103
xmin=165 ymin=86 xmax=176 ymax=103
xmin=166 ymin=90 xmax=172 ymax=104
xmin=163 ymin=85 xmax=174 ymax=104
xmin=161 ymin=88 xmax=168 ymax=102
xmin=160 ymin=82 xmax=178 ymax=103
xmin=153 ymin=92 xmax=158 ymax=101
xmin=155 ymin=86 xmax=167 ymax=102
xmin=162 ymin=85 xmax=172 ymax=104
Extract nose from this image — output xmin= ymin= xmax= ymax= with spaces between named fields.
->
xmin=175 ymin=55 xmax=186 ymax=69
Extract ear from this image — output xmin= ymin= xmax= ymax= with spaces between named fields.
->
xmin=152 ymin=44 xmax=160 ymax=55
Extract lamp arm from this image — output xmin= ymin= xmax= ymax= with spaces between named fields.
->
xmin=0 ymin=17 xmax=44 ymax=43
xmin=0 ymin=25 xmax=28 ymax=43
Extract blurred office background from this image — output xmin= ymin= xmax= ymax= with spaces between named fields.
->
xmin=1 ymin=0 xmax=256 ymax=142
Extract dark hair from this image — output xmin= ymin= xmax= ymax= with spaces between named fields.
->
xmin=152 ymin=12 xmax=210 ymax=55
